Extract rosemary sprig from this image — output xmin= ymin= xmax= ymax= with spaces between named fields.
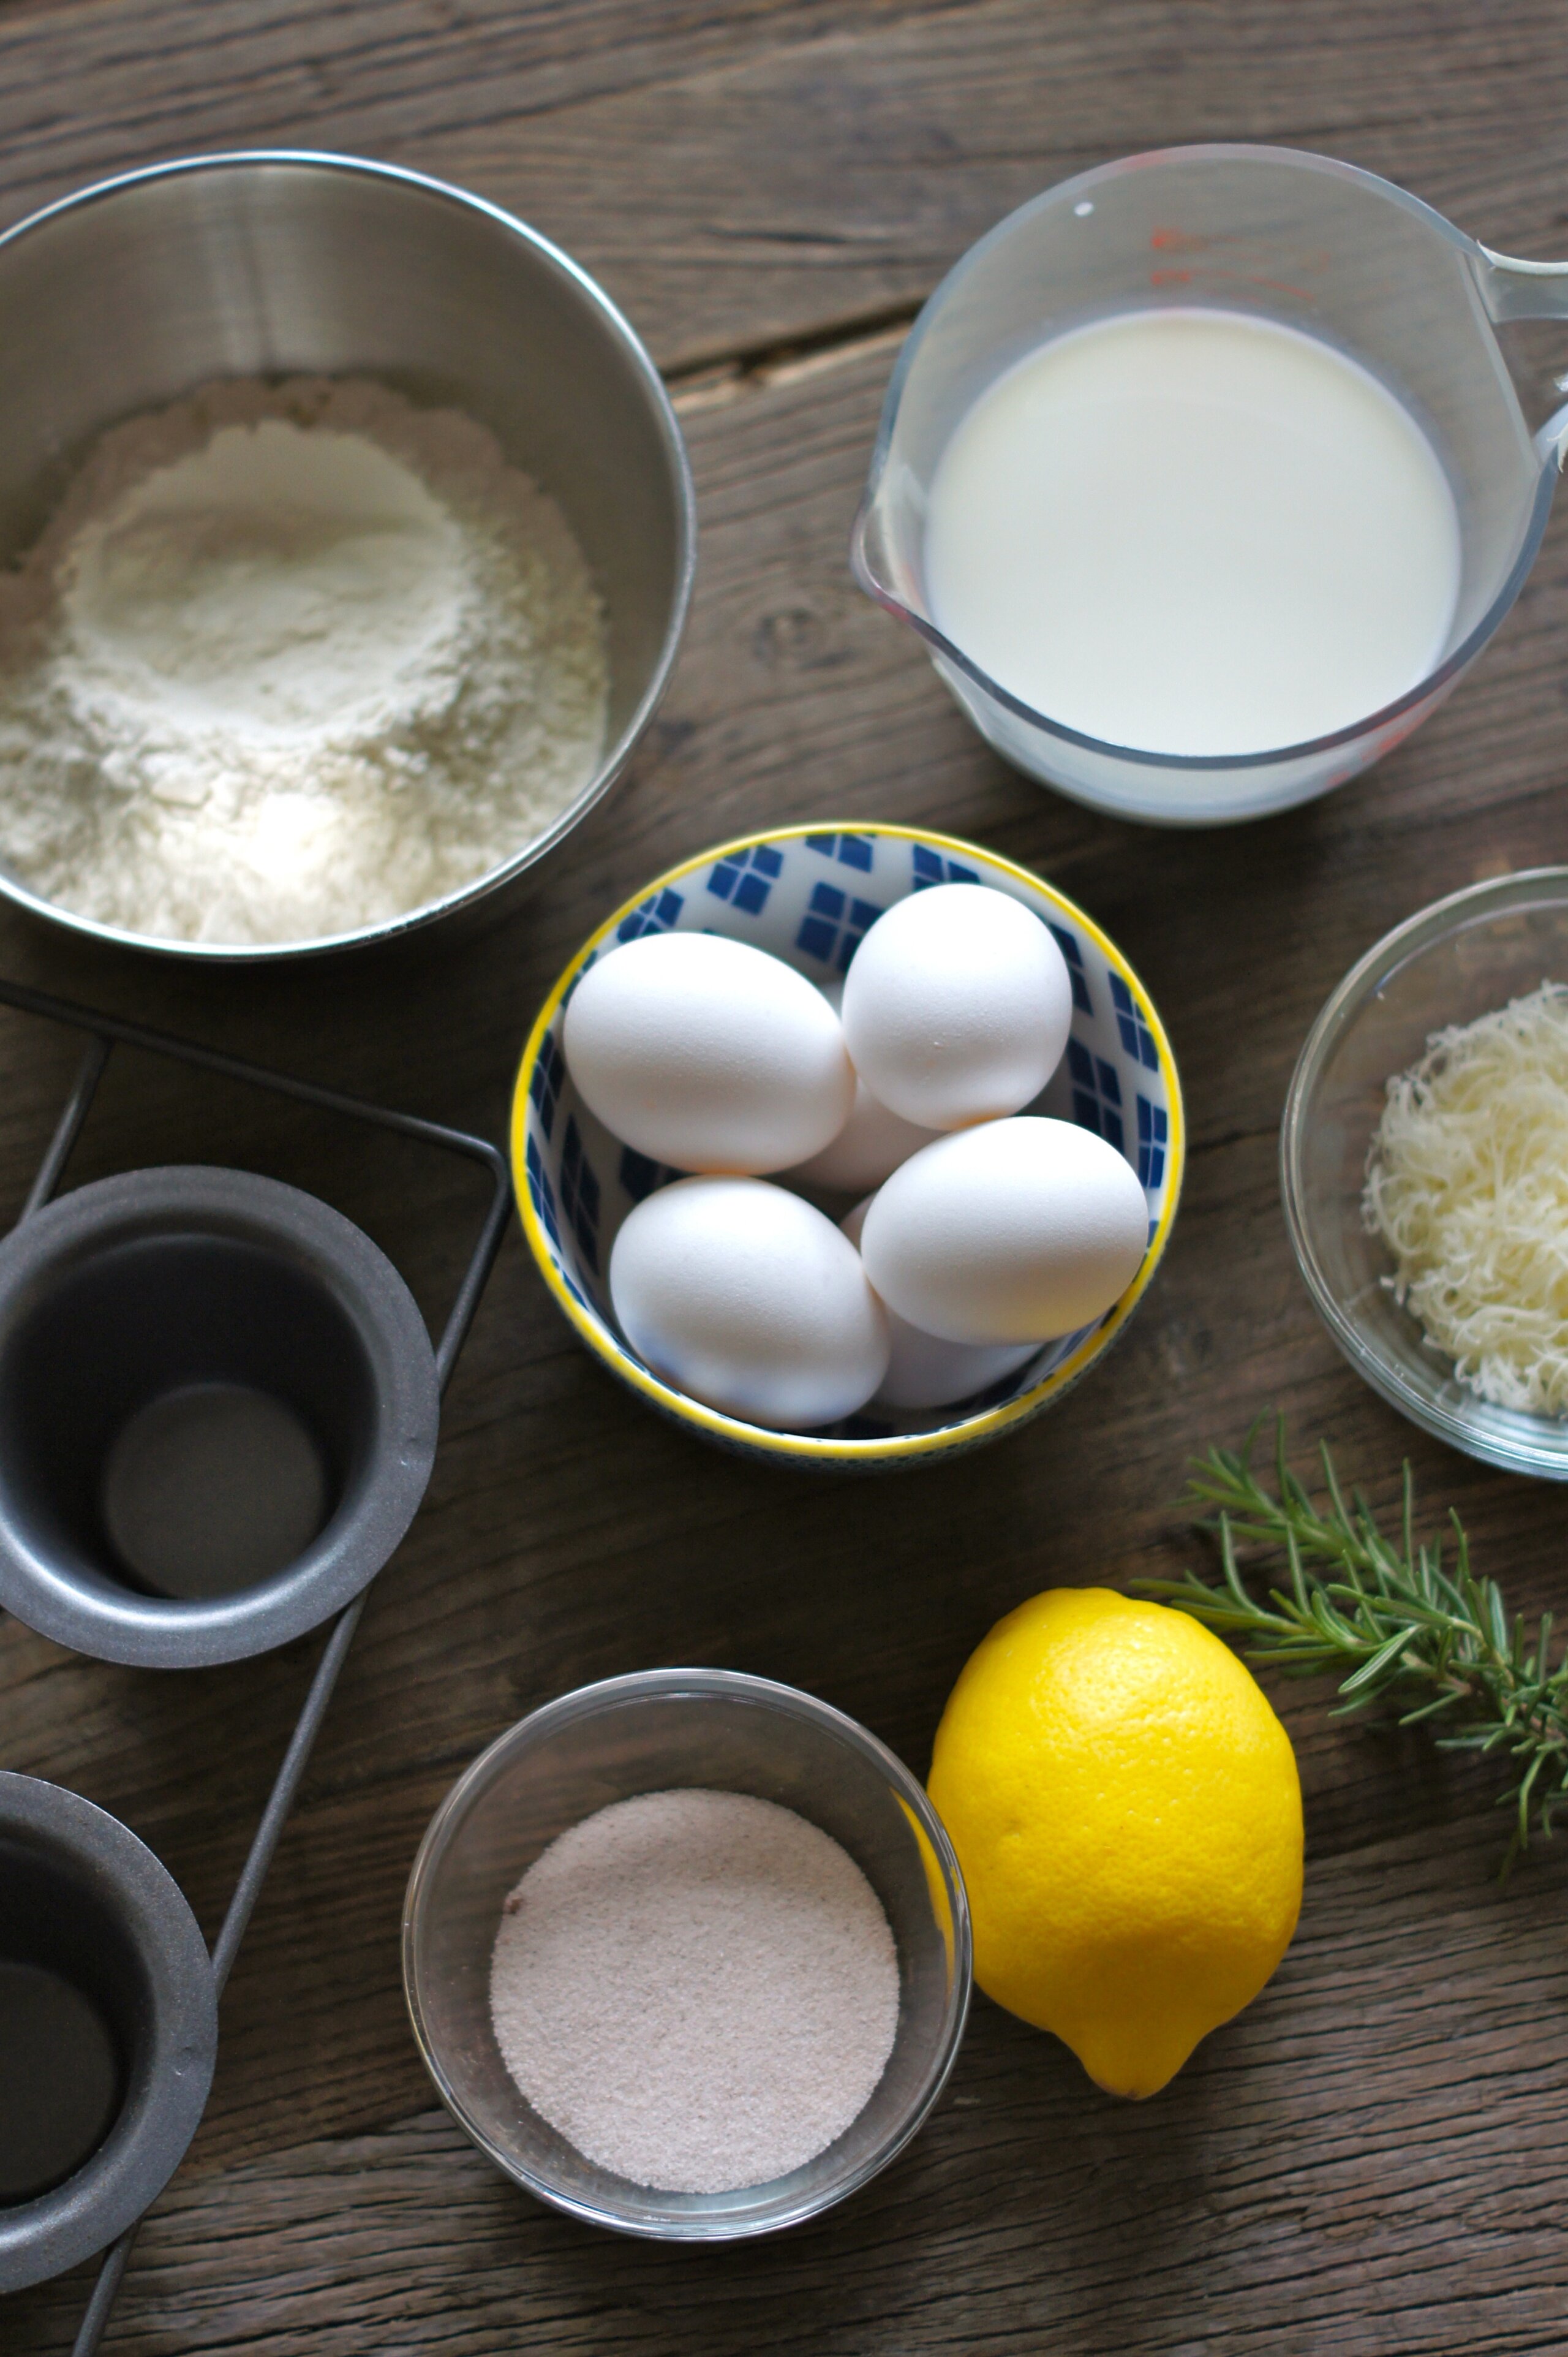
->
xmin=1136 ymin=1419 xmax=1568 ymax=1878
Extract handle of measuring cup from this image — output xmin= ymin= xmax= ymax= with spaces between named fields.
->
xmin=1477 ymin=245 xmax=1568 ymax=469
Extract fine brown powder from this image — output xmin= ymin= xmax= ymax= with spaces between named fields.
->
xmin=488 ymin=1788 xmax=900 ymax=2195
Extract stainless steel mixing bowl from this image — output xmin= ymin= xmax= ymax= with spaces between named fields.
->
xmin=0 ymin=151 xmax=695 ymax=959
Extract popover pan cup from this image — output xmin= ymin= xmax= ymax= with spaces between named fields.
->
xmin=0 ymin=1771 xmax=217 ymax=2291
xmin=0 ymin=1166 xmax=439 ymax=1667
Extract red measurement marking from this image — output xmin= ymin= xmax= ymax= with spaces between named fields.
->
xmin=1150 ymin=227 xmax=1210 ymax=252
xmin=1373 ymin=716 xmax=1419 ymax=760
xmin=1147 ymin=267 xmax=1313 ymax=300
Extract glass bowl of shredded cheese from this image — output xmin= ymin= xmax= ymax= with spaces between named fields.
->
xmin=1284 ymin=868 xmax=1568 ymax=1478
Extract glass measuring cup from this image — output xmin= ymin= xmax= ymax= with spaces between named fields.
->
xmin=851 ymin=145 xmax=1568 ymax=826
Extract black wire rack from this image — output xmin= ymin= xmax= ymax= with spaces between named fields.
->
xmin=0 ymin=974 xmax=513 ymax=2357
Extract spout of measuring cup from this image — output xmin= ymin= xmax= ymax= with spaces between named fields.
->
xmin=849 ymin=471 xmax=929 ymax=629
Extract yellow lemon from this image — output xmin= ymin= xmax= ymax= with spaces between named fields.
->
xmin=928 ymin=1586 xmax=1302 ymax=2098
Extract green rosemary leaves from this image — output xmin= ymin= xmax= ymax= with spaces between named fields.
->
xmin=1137 ymin=1422 xmax=1568 ymax=1876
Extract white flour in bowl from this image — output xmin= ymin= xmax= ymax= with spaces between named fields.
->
xmin=0 ymin=376 xmax=608 ymax=945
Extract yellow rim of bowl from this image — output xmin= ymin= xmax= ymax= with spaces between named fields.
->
xmin=511 ymin=823 xmax=1186 ymax=1461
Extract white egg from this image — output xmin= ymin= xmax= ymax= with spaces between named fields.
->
xmin=786 ymin=1075 xmax=941 ymax=1193
xmin=563 ymin=932 xmax=854 ymax=1175
xmin=609 ymin=1176 xmax=889 ymax=1429
xmin=840 ymin=1198 xmax=1042 ymax=1410
xmin=840 ymin=882 xmax=1072 ymax=1130
xmin=859 ymin=1116 xmax=1150 ymax=1345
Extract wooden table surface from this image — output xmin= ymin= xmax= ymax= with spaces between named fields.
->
xmin=6 ymin=3 xmax=1568 ymax=2350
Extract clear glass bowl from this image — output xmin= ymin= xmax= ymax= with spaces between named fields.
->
xmin=1283 ymin=868 xmax=1568 ymax=1478
xmin=401 ymin=1669 xmax=971 ymax=2240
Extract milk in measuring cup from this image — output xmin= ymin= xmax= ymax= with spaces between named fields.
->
xmin=923 ymin=308 xmax=1463 ymax=759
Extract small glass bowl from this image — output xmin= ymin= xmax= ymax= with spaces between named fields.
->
xmin=1283 ymin=867 xmax=1568 ymax=1479
xmin=401 ymin=1669 xmax=971 ymax=2241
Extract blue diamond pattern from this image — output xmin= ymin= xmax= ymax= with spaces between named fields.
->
xmin=559 ymin=1116 xmax=601 ymax=1274
xmin=706 ymin=842 xmax=784 ymax=915
xmin=1049 ymin=923 xmax=1093 ymax=1017
xmin=559 ymin=947 xmax=599 ymax=1012
xmin=1066 ymin=1037 xmax=1125 ymax=1153
xmin=805 ymin=831 xmax=875 ymax=873
xmin=619 ymin=1146 xmax=687 ymax=1203
xmin=1112 ymin=972 xmax=1159 ymax=1071
xmin=617 ymin=885 xmax=685 ymax=944
xmin=912 ymin=842 xmax=981 ymax=890
xmin=796 ymin=881 xmax=886 ymax=970
xmin=1136 ymin=1093 xmax=1168 ymax=1190
xmin=528 ymin=1029 xmax=567 ymax=1143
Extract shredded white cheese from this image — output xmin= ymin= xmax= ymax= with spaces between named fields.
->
xmin=1363 ymin=982 xmax=1568 ymax=1415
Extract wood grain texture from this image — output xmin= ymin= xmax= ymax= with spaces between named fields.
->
xmin=14 ymin=1812 xmax=1568 ymax=2356
xmin=5 ymin=0 xmax=1568 ymax=2348
xmin=0 ymin=0 xmax=1566 ymax=369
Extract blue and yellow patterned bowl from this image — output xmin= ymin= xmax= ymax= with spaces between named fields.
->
xmin=512 ymin=826 xmax=1183 ymax=1467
